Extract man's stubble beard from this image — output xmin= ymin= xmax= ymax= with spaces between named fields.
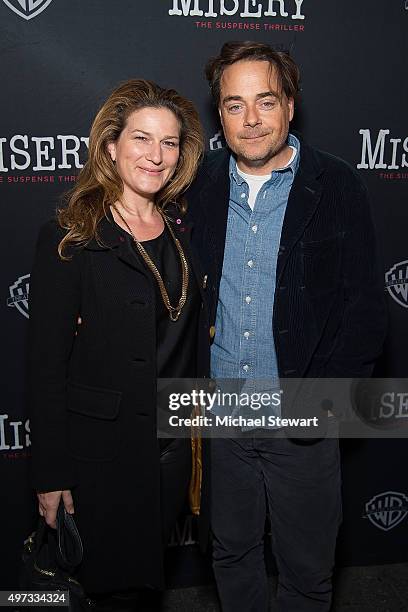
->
xmin=233 ymin=135 xmax=287 ymax=169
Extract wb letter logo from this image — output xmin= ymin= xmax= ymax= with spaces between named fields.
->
xmin=364 ymin=491 xmax=408 ymax=531
xmin=385 ymin=260 xmax=408 ymax=309
xmin=7 ymin=274 xmax=30 ymax=319
xmin=2 ymin=0 xmax=53 ymax=20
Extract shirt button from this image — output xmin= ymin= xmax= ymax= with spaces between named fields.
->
xmin=243 ymin=331 xmax=250 ymax=339
xmin=252 ymin=225 xmax=258 ymax=233
xmin=242 ymin=364 xmax=249 ymax=372
xmin=247 ymin=259 xmax=254 ymax=268
xmin=245 ymin=296 xmax=252 ymax=304
xmin=241 ymin=193 xmax=246 ymax=198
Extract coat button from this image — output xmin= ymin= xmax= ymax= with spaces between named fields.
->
xmin=209 ymin=325 xmax=216 ymax=339
xmin=202 ymin=274 xmax=208 ymax=289
xmin=208 ymin=379 xmax=217 ymax=392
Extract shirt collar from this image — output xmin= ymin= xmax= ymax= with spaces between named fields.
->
xmin=229 ymin=132 xmax=300 ymax=186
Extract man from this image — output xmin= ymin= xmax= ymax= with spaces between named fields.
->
xmin=187 ymin=41 xmax=387 ymax=611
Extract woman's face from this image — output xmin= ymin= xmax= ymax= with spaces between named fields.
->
xmin=108 ymin=106 xmax=181 ymax=201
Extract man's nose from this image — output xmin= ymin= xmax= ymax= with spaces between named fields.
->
xmin=146 ymin=142 xmax=163 ymax=165
xmin=243 ymin=105 xmax=261 ymax=128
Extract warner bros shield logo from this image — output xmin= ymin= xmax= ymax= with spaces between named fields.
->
xmin=385 ymin=260 xmax=408 ymax=308
xmin=364 ymin=491 xmax=408 ymax=532
xmin=2 ymin=0 xmax=53 ymax=20
xmin=7 ymin=274 xmax=30 ymax=319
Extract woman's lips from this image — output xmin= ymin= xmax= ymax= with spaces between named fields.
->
xmin=138 ymin=167 xmax=163 ymax=175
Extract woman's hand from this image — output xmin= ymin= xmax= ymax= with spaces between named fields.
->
xmin=37 ymin=489 xmax=74 ymax=529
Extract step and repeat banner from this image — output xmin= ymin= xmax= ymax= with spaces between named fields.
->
xmin=1 ymin=0 xmax=407 ymax=589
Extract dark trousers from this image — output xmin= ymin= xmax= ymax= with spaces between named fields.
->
xmin=160 ymin=438 xmax=192 ymax=545
xmin=91 ymin=439 xmax=191 ymax=611
xmin=210 ymin=436 xmax=342 ymax=612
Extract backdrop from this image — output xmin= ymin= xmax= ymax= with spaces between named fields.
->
xmin=1 ymin=0 xmax=407 ymax=590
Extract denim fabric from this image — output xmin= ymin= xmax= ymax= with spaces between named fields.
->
xmin=211 ymin=134 xmax=300 ymax=426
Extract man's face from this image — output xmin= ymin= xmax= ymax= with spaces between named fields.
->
xmin=219 ymin=60 xmax=294 ymax=173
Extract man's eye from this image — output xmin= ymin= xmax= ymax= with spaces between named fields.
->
xmin=228 ymin=105 xmax=242 ymax=113
xmin=261 ymin=101 xmax=276 ymax=109
xmin=163 ymin=141 xmax=179 ymax=148
xmin=135 ymin=135 xmax=147 ymax=141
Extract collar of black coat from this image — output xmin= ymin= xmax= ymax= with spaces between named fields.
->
xmin=83 ymin=202 xmax=188 ymax=252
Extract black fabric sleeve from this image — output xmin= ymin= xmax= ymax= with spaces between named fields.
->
xmin=28 ymin=220 xmax=81 ymax=492
xmin=325 ymin=177 xmax=388 ymax=377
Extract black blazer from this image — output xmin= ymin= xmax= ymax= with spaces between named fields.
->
xmin=186 ymin=137 xmax=387 ymax=382
xmin=28 ymin=212 xmax=210 ymax=593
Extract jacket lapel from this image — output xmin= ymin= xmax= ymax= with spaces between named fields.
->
xmin=162 ymin=208 xmax=210 ymax=308
xmin=84 ymin=215 xmax=148 ymax=276
xmin=198 ymin=149 xmax=230 ymax=282
xmin=173 ymin=218 xmax=208 ymax=305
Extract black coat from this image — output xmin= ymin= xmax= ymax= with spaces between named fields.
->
xmin=28 ymin=212 xmax=210 ymax=594
xmin=186 ymin=138 xmax=387 ymax=382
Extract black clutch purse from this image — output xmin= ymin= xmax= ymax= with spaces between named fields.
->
xmin=20 ymin=501 xmax=92 ymax=611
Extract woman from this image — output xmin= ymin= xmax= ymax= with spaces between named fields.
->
xmin=28 ymin=79 xmax=207 ymax=604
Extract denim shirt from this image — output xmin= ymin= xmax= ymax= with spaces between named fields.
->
xmin=211 ymin=134 xmax=300 ymax=425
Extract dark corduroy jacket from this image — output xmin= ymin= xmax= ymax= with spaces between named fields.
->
xmin=186 ymin=137 xmax=387 ymax=385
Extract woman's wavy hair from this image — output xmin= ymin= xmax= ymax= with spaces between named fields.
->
xmin=57 ymin=79 xmax=204 ymax=258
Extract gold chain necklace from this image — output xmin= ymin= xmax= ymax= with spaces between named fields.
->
xmin=113 ymin=205 xmax=189 ymax=322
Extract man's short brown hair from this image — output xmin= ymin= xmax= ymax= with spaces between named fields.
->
xmin=205 ymin=41 xmax=300 ymax=106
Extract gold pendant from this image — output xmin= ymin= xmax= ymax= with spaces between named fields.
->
xmin=169 ymin=310 xmax=181 ymax=322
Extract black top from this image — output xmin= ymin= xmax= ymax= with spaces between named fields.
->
xmin=110 ymin=216 xmax=200 ymax=378
xmin=141 ymin=225 xmax=200 ymax=379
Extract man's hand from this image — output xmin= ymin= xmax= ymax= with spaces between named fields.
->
xmin=37 ymin=489 xmax=74 ymax=529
